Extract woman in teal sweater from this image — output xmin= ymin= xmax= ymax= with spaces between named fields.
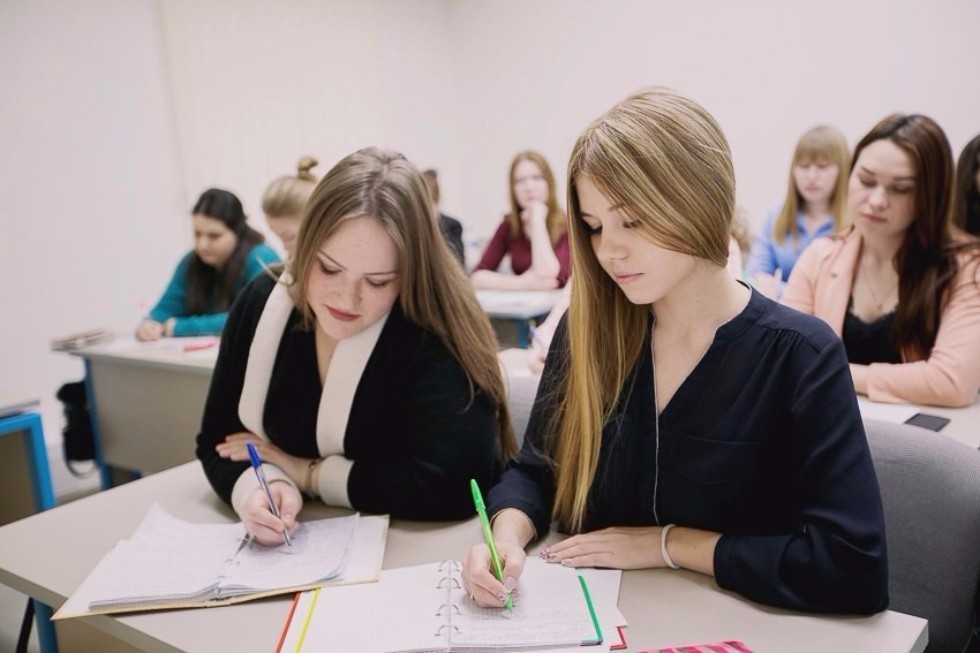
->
xmin=137 ymin=188 xmax=280 ymax=339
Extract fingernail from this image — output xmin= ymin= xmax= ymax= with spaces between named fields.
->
xmin=504 ymin=576 xmax=516 ymax=592
xmin=560 ymin=559 xmax=570 ymax=566
xmin=497 ymin=592 xmax=505 ymax=601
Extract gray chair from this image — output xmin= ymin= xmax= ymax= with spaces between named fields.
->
xmin=864 ymin=419 xmax=980 ymax=653
xmin=505 ymin=373 xmax=541 ymax=449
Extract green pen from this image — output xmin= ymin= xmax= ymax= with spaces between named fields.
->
xmin=469 ymin=479 xmax=514 ymax=610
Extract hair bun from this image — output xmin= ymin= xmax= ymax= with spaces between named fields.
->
xmin=297 ymin=156 xmax=319 ymax=181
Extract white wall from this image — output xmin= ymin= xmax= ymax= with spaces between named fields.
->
xmin=447 ymin=0 xmax=980 ymax=238
xmin=156 ymin=0 xmax=463 ymax=245
xmin=0 ymin=0 xmax=185 ymax=445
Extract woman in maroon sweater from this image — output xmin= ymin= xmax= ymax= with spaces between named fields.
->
xmin=471 ymin=151 xmax=570 ymax=289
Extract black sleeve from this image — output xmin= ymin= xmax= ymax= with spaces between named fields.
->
xmin=194 ymin=276 xmax=271 ymax=504
xmin=345 ymin=336 xmax=501 ymax=521
xmin=713 ymin=338 xmax=889 ymax=614
xmin=441 ymin=216 xmax=466 ymax=268
xmin=485 ymin=316 xmax=569 ymax=535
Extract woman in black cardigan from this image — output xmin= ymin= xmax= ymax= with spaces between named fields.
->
xmin=197 ymin=148 xmax=516 ymax=546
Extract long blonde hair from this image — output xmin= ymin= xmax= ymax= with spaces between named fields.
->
xmin=505 ymin=150 xmax=566 ymax=245
xmin=288 ymin=148 xmax=517 ymax=459
xmin=774 ymin=126 xmax=850 ymax=245
xmin=553 ymin=88 xmax=736 ymax=532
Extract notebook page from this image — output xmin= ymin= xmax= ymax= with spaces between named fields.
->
xmin=538 ymin=568 xmax=625 ymax=653
xmin=86 ymin=505 xmax=242 ymax=607
xmin=450 ymin=557 xmax=602 ymax=649
xmin=284 ymin=562 xmax=449 ymax=653
xmin=221 ymin=513 xmax=358 ymax=592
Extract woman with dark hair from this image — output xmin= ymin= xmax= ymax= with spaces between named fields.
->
xmin=953 ymin=134 xmax=980 ymax=236
xmin=785 ymin=115 xmax=980 ymax=407
xmin=470 ymin=151 xmax=570 ymax=289
xmin=137 ymin=188 xmax=280 ymax=340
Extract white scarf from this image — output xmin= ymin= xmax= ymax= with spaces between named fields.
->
xmin=237 ymin=276 xmax=388 ymax=457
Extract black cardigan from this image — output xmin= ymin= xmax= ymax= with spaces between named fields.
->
xmin=196 ymin=274 xmax=501 ymax=520
xmin=488 ymin=289 xmax=889 ymax=614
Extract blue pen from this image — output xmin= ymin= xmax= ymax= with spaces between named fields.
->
xmin=246 ymin=442 xmax=293 ymax=548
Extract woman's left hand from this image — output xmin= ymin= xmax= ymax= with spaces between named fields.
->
xmin=540 ymin=526 xmax=665 ymax=569
xmin=216 ymin=432 xmax=309 ymax=486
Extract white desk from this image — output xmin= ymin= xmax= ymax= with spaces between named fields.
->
xmin=58 ymin=337 xmax=219 ymax=486
xmin=0 ymin=463 xmax=927 ymax=652
xmin=476 ymin=290 xmax=564 ymax=348
xmin=859 ymin=397 xmax=980 ymax=449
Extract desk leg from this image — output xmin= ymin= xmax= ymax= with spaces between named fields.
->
xmin=82 ymin=359 xmax=114 ymax=490
xmin=21 ymin=413 xmax=55 ymax=512
xmin=517 ymin=320 xmax=529 ymax=349
xmin=33 ymin=600 xmax=59 ymax=653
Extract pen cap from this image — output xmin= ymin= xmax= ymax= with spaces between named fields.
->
xmin=470 ymin=479 xmax=486 ymax=513
xmin=246 ymin=442 xmax=262 ymax=469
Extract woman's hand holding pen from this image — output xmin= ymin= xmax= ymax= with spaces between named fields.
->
xmin=462 ymin=539 xmax=526 ymax=608
xmin=136 ymin=319 xmax=165 ymax=341
xmin=241 ymin=482 xmax=301 ymax=547
xmin=461 ymin=508 xmax=534 ymax=608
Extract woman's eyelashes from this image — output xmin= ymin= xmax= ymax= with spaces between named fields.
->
xmin=858 ymin=177 xmax=914 ymax=195
xmin=581 ymin=219 xmax=639 ymax=235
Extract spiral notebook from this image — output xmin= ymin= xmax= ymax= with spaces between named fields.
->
xmin=278 ymin=557 xmax=605 ymax=652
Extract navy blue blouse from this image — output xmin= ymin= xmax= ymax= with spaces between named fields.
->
xmin=488 ymin=289 xmax=889 ymax=614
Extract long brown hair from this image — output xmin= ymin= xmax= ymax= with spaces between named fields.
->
xmin=852 ymin=114 xmax=980 ymax=360
xmin=505 ymin=151 xmax=566 ymax=245
xmin=774 ymin=126 xmax=850 ymax=245
xmin=553 ymin=88 xmax=735 ymax=532
xmin=952 ymin=134 xmax=980 ymax=236
xmin=287 ymin=147 xmax=517 ymax=459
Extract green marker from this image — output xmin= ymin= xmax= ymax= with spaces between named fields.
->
xmin=470 ymin=479 xmax=514 ymax=610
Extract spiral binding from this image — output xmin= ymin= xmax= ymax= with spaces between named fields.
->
xmin=434 ymin=560 xmax=463 ymax=640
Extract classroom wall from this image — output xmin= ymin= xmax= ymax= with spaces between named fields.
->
xmin=156 ymin=0 xmax=463 ymax=245
xmin=447 ymin=0 xmax=980 ymax=236
xmin=0 ymin=0 xmax=185 ymax=449
xmin=3 ymin=0 xmax=979 ymax=460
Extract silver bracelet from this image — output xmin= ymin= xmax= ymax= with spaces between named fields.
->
xmin=660 ymin=523 xmax=680 ymax=569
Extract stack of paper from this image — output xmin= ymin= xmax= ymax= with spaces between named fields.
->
xmin=55 ymin=504 xmax=388 ymax=617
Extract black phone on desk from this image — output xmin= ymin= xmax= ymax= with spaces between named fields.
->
xmin=904 ymin=413 xmax=951 ymax=432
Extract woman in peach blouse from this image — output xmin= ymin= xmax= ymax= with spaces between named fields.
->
xmin=784 ymin=114 xmax=980 ymax=407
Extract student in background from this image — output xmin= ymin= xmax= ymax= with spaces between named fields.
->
xmin=262 ymin=156 xmax=319 ymax=254
xmin=136 ymin=188 xmax=280 ymax=340
xmin=746 ymin=126 xmax=849 ymax=298
xmin=784 ymin=114 xmax=980 ymax=407
xmin=197 ymin=148 xmax=517 ymax=546
xmin=471 ymin=151 xmax=570 ymax=290
xmin=953 ymin=134 xmax=980 ymax=236
xmin=462 ymin=88 xmax=888 ymax=615
xmin=421 ymin=168 xmax=465 ymax=267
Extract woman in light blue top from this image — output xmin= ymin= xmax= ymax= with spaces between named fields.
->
xmin=137 ymin=188 xmax=280 ymax=340
xmin=747 ymin=126 xmax=849 ymax=298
